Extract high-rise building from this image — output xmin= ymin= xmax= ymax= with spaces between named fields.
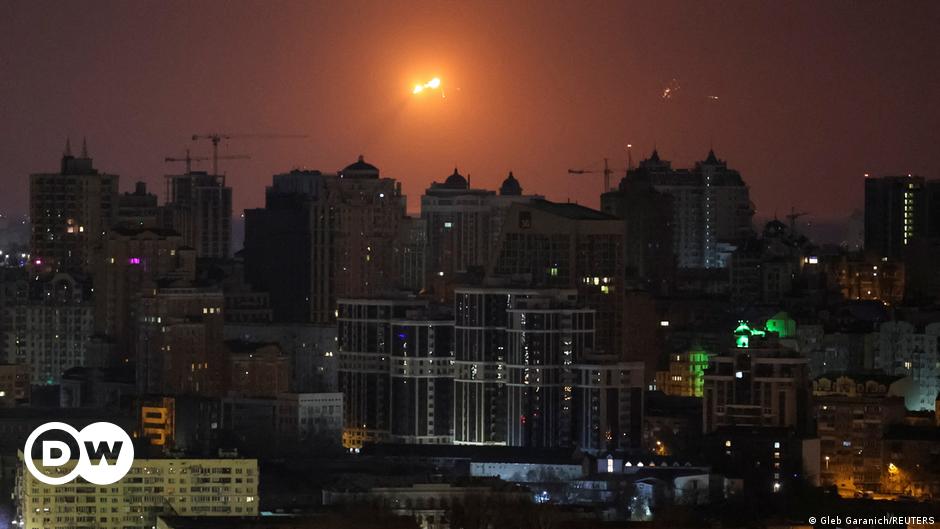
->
xmin=164 ymin=172 xmax=232 ymax=259
xmin=243 ymin=170 xmax=318 ymax=322
xmin=570 ymin=361 xmax=645 ymax=451
xmin=17 ymin=457 xmax=259 ymax=529
xmin=117 ymin=181 xmax=161 ymax=229
xmin=3 ymin=272 xmax=94 ymax=384
xmin=627 ymin=150 xmax=753 ymax=269
xmin=243 ymin=157 xmax=407 ymax=324
xmin=336 ymin=297 xmax=427 ymax=447
xmin=136 ymin=287 xmax=226 ymax=396
xmin=394 ymin=216 xmax=428 ymax=293
xmin=864 ymin=175 xmax=926 ymax=259
xmin=502 ymin=291 xmax=595 ymax=448
xmin=94 ymin=227 xmax=195 ymax=356
xmin=601 ymin=171 xmax=675 ymax=288
xmin=703 ymin=323 xmax=811 ymax=434
xmin=489 ymin=199 xmax=625 ymax=358
xmin=29 ymin=140 xmax=118 ymax=274
xmin=420 ymin=169 xmax=539 ymax=294
xmin=453 ymin=287 xmax=643 ymax=451
xmin=390 ymin=317 xmax=454 ymax=444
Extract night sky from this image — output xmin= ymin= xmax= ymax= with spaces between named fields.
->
xmin=2 ymin=1 xmax=938 ymax=232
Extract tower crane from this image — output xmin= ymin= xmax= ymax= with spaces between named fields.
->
xmin=191 ymin=133 xmax=308 ymax=176
xmin=786 ymin=207 xmax=810 ymax=234
xmin=163 ymin=149 xmax=250 ymax=201
xmin=164 ymin=148 xmax=250 ymax=174
xmin=568 ymin=158 xmax=627 ymax=196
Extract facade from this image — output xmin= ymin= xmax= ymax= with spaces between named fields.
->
xmin=164 ymin=172 xmax=232 ymax=259
xmin=243 ymin=172 xmax=318 ymax=323
xmin=874 ymin=321 xmax=940 ymax=411
xmin=864 ymin=174 xmax=926 ymax=259
xmin=135 ymin=287 xmax=226 ymax=396
xmin=17 ymin=457 xmax=258 ymax=529
xmin=824 ymin=252 xmax=905 ymax=306
xmin=655 ymin=349 xmax=710 ymax=397
xmin=116 ymin=181 xmax=161 ymax=229
xmin=0 ymin=363 xmax=31 ymax=406
xmin=243 ymin=158 xmax=407 ymax=324
xmin=729 ymin=220 xmax=814 ymax=305
xmin=29 ymin=141 xmax=118 ymax=274
xmin=3 ymin=273 xmax=94 ymax=385
xmin=600 ymin=172 xmax=674 ymax=288
xmin=224 ymin=341 xmax=291 ymax=398
xmin=220 ymin=392 xmax=344 ymax=456
xmin=395 ymin=216 xmax=428 ymax=293
xmin=224 ymin=323 xmax=337 ymax=393
xmin=813 ymin=373 xmax=907 ymax=492
xmin=703 ymin=325 xmax=811 ymax=434
xmin=570 ymin=362 xmax=645 ymax=451
xmin=94 ymin=227 xmax=195 ymax=355
xmin=705 ymin=427 xmax=820 ymax=495
xmin=390 ymin=318 xmax=455 ymax=444
xmin=453 ymin=287 xmax=643 ymax=451
xmin=881 ymin=425 xmax=940 ymax=498
xmin=420 ymin=170 xmax=538 ymax=294
xmin=627 ymin=150 xmax=753 ymax=270
xmin=490 ymin=199 xmax=625 ymax=358
xmin=337 ymin=297 xmax=426 ymax=446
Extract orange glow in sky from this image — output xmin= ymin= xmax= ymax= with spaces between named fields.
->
xmin=412 ymin=77 xmax=441 ymax=94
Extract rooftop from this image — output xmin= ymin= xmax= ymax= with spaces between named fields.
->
xmin=527 ymin=199 xmax=618 ymax=221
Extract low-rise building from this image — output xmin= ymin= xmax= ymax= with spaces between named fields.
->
xmin=813 ymin=372 xmax=908 ymax=492
xmin=17 ymin=457 xmax=258 ymax=529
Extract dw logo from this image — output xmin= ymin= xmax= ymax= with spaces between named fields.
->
xmin=23 ymin=422 xmax=134 ymax=485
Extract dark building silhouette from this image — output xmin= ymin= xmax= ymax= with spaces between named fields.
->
xmin=623 ymin=150 xmax=753 ymax=270
xmin=243 ymin=172 xmax=316 ymax=323
xmin=29 ymin=139 xmax=118 ymax=274
xmin=163 ymin=172 xmax=232 ymax=259
xmin=243 ymin=157 xmax=407 ymax=324
xmin=489 ymin=199 xmax=625 ymax=358
xmin=864 ymin=174 xmax=926 ymax=259
xmin=117 ymin=181 xmax=160 ymax=229
xmin=420 ymin=169 xmax=539 ymax=301
xmin=601 ymin=167 xmax=675 ymax=291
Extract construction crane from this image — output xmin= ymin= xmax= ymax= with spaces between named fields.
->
xmin=786 ymin=207 xmax=810 ymax=234
xmin=568 ymin=158 xmax=627 ymax=195
xmin=163 ymin=149 xmax=251 ymax=200
xmin=191 ymin=133 xmax=308 ymax=176
xmin=164 ymin=148 xmax=250 ymax=174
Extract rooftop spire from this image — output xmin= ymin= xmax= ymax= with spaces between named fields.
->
xmin=64 ymin=137 xmax=72 ymax=157
xmin=81 ymin=137 xmax=88 ymax=158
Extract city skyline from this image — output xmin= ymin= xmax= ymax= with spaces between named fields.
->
xmin=2 ymin=1 xmax=939 ymax=227
xmin=3 ymin=2 xmax=940 ymax=527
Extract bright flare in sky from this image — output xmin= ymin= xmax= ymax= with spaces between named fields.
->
xmin=413 ymin=77 xmax=441 ymax=94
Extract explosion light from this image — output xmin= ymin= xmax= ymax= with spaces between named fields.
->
xmin=413 ymin=77 xmax=442 ymax=94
